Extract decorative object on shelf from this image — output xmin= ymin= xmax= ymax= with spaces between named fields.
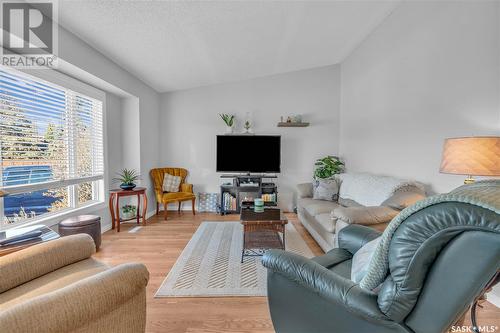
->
xmin=243 ymin=112 xmax=253 ymax=134
xmin=313 ymin=155 xmax=344 ymax=180
xmin=219 ymin=113 xmax=235 ymax=134
xmin=278 ymin=114 xmax=309 ymax=127
xmin=219 ymin=174 xmax=278 ymax=215
xmin=277 ymin=122 xmax=310 ymax=127
xmin=121 ymin=204 xmax=137 ymax=219
xmin=293 ymin=114 xmax=302 ymax=123
xmin=254 ymin=198 xmax=264 ymax=213
xmin=244 ymin=120 xmax=251 ymax=133
xmin=440 ymin=136 xmax=500 ymax=184
xmin=113 ymin=168 xmax=140 ymax=190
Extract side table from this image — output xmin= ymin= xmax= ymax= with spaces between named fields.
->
xmin=109 ymin=187 xmax=148 ymax=232
xmin=0 ymin=225 xmax=60 ymax=257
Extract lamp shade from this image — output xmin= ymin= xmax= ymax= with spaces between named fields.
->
xmin=439 ymin=137 xmax=500 ymax=176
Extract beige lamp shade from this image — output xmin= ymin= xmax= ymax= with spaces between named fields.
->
xmin=439 ymin=137 xmax=500 ymax=176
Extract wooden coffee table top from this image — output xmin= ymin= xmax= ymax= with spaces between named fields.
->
xmin=240 ymin=208 xmax=287 ymax=225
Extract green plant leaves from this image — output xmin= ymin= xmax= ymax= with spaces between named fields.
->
xmin=219 ymin=113 xmax=235 ymax=126
xmin=112 ymin=168 xmax=140 ymax=184
xmin=313 ymin=155 xmax=344 ymax=179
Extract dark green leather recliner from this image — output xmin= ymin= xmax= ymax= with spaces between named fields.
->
xmin=262 ymin=202 xmax=500 ymax=333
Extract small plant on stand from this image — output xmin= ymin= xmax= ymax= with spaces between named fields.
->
xmin=121 ymin=204 xmax=137 ymax=220
xmin=113 ymin=168 xmax=140 ymax=190
xmin=219 ymin=114 xmax=235 ymax=134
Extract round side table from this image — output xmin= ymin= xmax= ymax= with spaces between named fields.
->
xmin=109 ymin=187 xmax=148 ymax=232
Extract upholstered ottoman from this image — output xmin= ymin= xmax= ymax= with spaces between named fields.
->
xmin=58 ymin=215 xmax=102 ymax=250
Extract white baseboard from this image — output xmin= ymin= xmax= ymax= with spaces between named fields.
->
xmin=101 ymin=222 xmax=112 ymax=233
xmin=101 ymin=209 xmax=156 ymax=234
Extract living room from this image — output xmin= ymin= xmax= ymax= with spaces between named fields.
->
xmin=0 ymin=1 xmax=499 ymax=333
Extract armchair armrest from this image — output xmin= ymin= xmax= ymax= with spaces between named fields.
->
xmin=296 ymin=183 xmax=313 ymax=198
xmin=338 ymin=224 xmax=382 ymax=255
xmin=332 ymin=206 xmax=399 ymax=226
xmin=0 ymin=263 xmax=149 ymax=333
xmin=262 ymin=250 xmax=388 ymax=322
xmin=0 ymin=234 xmax=95 ymax=293
xmin=181 ymin=183 xmax=193 ymax=193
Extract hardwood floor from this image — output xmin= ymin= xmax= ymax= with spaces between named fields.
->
xmin=94 ymin=212 xmax=499 ymax=333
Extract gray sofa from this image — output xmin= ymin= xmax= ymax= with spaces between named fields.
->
xmin=296 ymin=173 xmax=425 ymax=251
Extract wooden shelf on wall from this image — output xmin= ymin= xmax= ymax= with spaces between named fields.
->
xmin=277 ymin=122 xmax=310 ymax=127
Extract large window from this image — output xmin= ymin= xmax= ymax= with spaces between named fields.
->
xmin=0 ymin=67 xmax=104 ymax=228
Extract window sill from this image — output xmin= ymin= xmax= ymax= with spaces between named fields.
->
xmin=2 ymin=201 xmax=107 ymax=231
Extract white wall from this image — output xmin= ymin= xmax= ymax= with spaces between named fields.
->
xmin=53 ymin=26 xmax=161 ymax=229
xmin=121 ymin=97 xmax=141 ymax=173
xmin=160 ymin=65 xmax=341 ymax=201
xmin=339 ymin=1 xmax=500 ymax=194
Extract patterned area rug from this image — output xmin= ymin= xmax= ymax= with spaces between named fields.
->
xmin=155 ymin=221 xmax=314 ymax=297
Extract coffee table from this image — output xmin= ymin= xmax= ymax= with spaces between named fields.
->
xmin=0 ymin=225 xmax=59 ymax=257
xmin=240 ymin=207 xmax=288 ymax=262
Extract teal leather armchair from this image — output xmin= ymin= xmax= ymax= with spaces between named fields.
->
xmin=263 ymin=202 xmax=500 ymax=333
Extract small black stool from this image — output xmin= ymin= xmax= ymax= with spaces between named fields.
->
xmin=59 ymin=215 xmax=101 ymax=251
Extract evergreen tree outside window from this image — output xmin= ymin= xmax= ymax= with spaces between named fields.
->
xmin=0 ymin=67 xmax=104 ymax=228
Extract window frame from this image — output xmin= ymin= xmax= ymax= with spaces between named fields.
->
xmin=0 ymin=66 xmax=108 ymax=231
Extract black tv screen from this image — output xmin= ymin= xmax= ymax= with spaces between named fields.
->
xmin=216 ymin=135 xmax=281 ymax=173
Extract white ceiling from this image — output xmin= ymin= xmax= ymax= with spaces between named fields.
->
xmin=59 ymin=1 xmax=399 ymax=92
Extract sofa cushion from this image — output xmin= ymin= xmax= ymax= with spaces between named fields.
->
xmin=162 ymin=173 xmax=181 ymax=192
xmin=297 ymin=197 xmax=317 ymax=208
xmin=329 ymin=259 xmax=352 ymax=279
xmin=351 ymin=237 xmax=381 ymax=283
xmin=381 ymin=189 xmax=426 ymax=210
xmin=0 ymin=257 xmax=108 ymax=311
xmin=332 ymin=206 xmax=400 ymax=226
xmin=313 ymin=179 xmax=339 ymax=201
xmin=315 ymin=213 xmax=336 ymax=233
xmin=338 ymin=197 xmax=363 ymax=207
xmin=337 ymin=173 xmax=424 ymax=206
xmin=304 ymin=200 xmax=340 ymax=216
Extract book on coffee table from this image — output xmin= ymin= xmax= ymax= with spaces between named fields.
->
xmin=0 ymin=225 xmax=60 ymax=256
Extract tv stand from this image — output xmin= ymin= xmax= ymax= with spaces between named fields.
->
xmin=219 ymin=174 xmax=278 ymax=215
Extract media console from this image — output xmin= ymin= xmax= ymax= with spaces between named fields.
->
xmin=219 ymin=174 xmax=278 ymax=215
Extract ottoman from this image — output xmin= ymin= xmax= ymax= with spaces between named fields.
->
xmin=58 ymin=215 xmax=102 ymax=250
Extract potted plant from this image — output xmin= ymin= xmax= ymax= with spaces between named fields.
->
xmin=113 ymin=168 xmax=140 ymax=190
xmin=219 ymin=113 xmax=235 ymax=134
xmin=314 ymin=156 xmax=344 ymax=179
xmin=121 ymin=204 xmax=137 ymax=219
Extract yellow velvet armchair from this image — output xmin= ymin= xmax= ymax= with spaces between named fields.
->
xmin=150 ymin=167 xmax=196 ymax=220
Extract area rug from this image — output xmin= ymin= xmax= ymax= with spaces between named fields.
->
xmin=155 ymin=221 xmax=314 ymax=297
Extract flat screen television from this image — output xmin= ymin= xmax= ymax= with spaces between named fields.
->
xmin=216 ymin=135 xmax=281 ymax=173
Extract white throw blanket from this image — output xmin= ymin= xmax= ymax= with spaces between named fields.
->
xmin=337 ymin=173 xmax=424 ymax=206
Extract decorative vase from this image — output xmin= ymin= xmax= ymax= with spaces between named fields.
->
xmin=254 ymin=198 xmax=264 ymax=213
xmin=225 ymin=125 xmax=233 ymax=134
xmin=120 ymin=183 xmax=136 ymax=190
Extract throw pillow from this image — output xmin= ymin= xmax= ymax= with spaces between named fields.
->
xmin=312 ymin=179 xmax=339 ymax=201
xmin=381 ymin=188 xmax=426 ymax=210
xmin=351 ymin=237 xmax=381 ymax=284
xmin=163 ymin=173 xmax=181 ymax=192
